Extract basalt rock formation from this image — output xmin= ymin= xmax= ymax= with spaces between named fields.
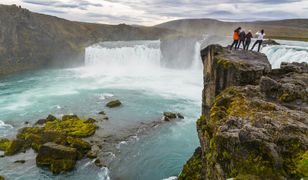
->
xmin=0 ymin=4 xmax=172 ymax=76
xmin=179 ymin=45 xmax=308 ymax=179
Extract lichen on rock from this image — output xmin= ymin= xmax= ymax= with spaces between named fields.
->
xmin=180 ymin=44 xmax=308 ymax=179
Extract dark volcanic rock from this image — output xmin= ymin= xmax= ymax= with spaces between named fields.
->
xmin=179 ymin=44 xmax=308 ymax=179
xmin=36 ymin=142 xmax=78 ymax=174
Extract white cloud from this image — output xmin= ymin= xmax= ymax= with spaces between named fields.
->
xmin=1 ymin=0 xmax=308 ymax=25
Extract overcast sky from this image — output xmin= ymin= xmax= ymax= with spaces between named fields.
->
xmin=2 ymin=0 xmax=308 ymax=26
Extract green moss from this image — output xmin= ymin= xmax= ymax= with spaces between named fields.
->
xmin=178 ymin=147 xmax=203 ymax=180
xmin=44 ymin=118 xmax=97 ymax=138
xmin=0 ymin=138 xmax=11 ymax=151
xmin=50 ymin=159 xmax=75 ymax=174
xmin=106 ymin=100 xmax=122 ymax=108
xmin=296 ymin=151 xmax=308 ymax=177
xmin=66 ymin=136 xmax=91 ymax=155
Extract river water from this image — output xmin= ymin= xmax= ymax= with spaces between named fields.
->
xmin=0 ymin=38 xmax=307 ymax=180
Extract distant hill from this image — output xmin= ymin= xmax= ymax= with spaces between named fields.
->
xmin=155 ymin=18 xmax=308 ymax=41
xmin=0 ymin=4 xmax=172 ymax=76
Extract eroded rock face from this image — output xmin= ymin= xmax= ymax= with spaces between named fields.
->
xmin=179 ymin=44 xmax=308 ymax=179
xmin=200 ymin=45 xmax=271 ymax=115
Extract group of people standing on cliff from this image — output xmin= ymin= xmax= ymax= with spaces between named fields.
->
xmin=230 ymin=27 xmax=265 ymax=52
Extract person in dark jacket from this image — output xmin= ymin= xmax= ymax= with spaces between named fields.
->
xmin=237 ymin=29 xmax=246 ymax=49
xmin=244 ymin=30 xmax=253 ymax=50
xmin=230 ymin=27 xmax=241 ymax=50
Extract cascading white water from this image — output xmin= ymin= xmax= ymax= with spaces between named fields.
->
xmin=85 ymin=40 xmax=161 ymax=68
xmin=262 ymin=45 xmax=308 ymax=69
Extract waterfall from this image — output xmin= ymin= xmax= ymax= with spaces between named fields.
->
xmin=85 ymin=40 xmax=161 ymax=68
xmin=262 ymin=45 xmax=308 ymax=69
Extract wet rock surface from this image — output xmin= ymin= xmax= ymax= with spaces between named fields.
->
xmin=179 ymin=44 xmax=308 ymax=179
xmin=0 ymin=115 xmax=97 ymax=174
xmin=36 ymin=142 xmax=78 ymax=174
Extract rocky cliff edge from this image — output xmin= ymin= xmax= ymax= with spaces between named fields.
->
xmin=179 ymin=45 xmax=308 ymax=179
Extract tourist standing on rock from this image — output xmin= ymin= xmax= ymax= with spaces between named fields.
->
xmin=230 ymin=27 xmax=241 ymax=50
xmin=237 ymin=29 xmax=246 ymax=49
xmin=251 ymin=29 xmax=265 ymax=52
xmin=244 ymin=30 xmax=253 ymax=50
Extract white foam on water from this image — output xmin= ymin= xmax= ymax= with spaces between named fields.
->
xmin=98 ymin=167 xmax=111 ymax=180
xmin=0 ymin=120 xmax=13 ymax=129
xmin=78 ymin=40 xmax=203 ymax=102
xmin=262 ymin=44 xmax=308 ymax=69
xmin=163 ymin=176 xmax=178 ymax=180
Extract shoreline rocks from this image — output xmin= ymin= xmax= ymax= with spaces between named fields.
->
xmin=179 ymin=44 xmax=308 ymax=179
xmin=0 ymin=114 xmax=98 ymax=174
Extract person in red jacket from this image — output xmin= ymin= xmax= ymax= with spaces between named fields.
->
xmin=230 ymin=27 xmax=241 ymax=50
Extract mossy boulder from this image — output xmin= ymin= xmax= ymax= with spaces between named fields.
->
xmin=163 ymin=112 xmax=177 ymax=121
xmin=36 ymin=142 xmax=78 ymax=174
xmin=0 ymin=138 xmax=25 ymax=156
xmin=0 ymin=115 xmax=98 ymax=174
xmin=163 ymin=112 xmax=184 ymax=121
xmin=106 ymin=100 xmax=122 ymax=108
xmin=0 ymin=176 xmax=4 ymax=180
xmin=35 ymin=114 xmax=57 ymax=125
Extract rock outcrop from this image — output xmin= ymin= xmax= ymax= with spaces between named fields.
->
xmin=0 ymin=114 xmax=97 ymax=174
xmin=179 ymin=45 xmax=308 ymax=179
xmin=36 ymin=142 xmax=78 ymax=174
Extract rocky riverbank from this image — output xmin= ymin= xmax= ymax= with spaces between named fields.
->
xmin=179 ymin=45 xmax=308 ymax=179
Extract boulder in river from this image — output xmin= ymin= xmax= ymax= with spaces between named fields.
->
xmin=36 ymin=142 xmax=78 ymax=174
xmin=163 ymin=112 xmax=185 ymax=121
xmin=106 ymin=100 xmax=122 ymax=108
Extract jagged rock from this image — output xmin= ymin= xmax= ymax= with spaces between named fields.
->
xmin=94 ymin=158 xmax=105 ymax=168
xmin=86 ymin=150 xmax=98 ymax=159
xmin=85 ymin=118 xmax=97 ymax=124
xmin=163 ymin=112 xmax=177 ymax=121
xmin=36 ymin=142 xmax=78 ymax=174
xmin=35 ymin=114 xmax=57 ymax=125
xmin=180 ymin=45 xmax=308 ymax=179
xmin=177 ymin=113 xmax=185 ymax=119
xmin=66 ymin=136 xmax=91 ymax=156
xmin=14 ymin=160 xmax=26 ymax=164
xmin=262 ymin=39 xmax=280 ymax=46
xmin=106 ymin=100 xmax=122 ymax=108
xmin=98 ymin=111 xmax=106 ymax=115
